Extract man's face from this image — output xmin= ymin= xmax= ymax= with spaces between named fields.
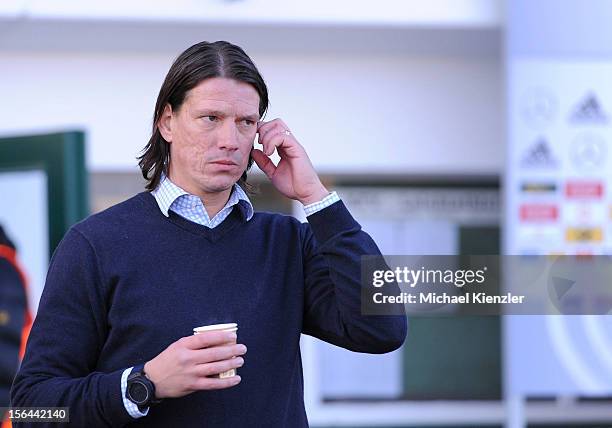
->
xmin=162 ymin=77 xmax=260 ymax=198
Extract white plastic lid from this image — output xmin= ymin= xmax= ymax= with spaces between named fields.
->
xmin=193 ymin=323 xmax=238 ymax=333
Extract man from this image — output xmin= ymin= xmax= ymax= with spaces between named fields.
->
xmin=11 ymin=41 xmax=406 ymax=427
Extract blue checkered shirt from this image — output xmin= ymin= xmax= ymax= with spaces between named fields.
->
xmin=151 ymin=175 xmax=254 ymax=226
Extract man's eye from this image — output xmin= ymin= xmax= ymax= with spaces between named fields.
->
xmin=204 ymin=116 xmax=218 ymax=122
xmin=243 ymin=120 xmax=255 ymax=126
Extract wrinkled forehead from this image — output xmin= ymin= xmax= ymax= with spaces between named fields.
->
xmin=185 ymin=77 xmax=261 ymax=115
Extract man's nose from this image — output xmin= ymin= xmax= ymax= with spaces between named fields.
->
xmin=217 ymin=121 xmax=240 ymax=150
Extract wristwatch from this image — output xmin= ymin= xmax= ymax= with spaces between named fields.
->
xmin=126 ymin=364 xmax=163 ymax=410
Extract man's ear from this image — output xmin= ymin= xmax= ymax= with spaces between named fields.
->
xmin=158 ymin=104 xmax=173 ymax=143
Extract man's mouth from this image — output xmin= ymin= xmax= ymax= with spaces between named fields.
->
xmin=211 ymin=160 xmax=238 ymax=166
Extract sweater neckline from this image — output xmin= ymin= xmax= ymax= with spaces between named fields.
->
xmin=138 ymin=192 xmax=249 ymax=242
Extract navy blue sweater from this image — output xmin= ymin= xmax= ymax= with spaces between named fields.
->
xmin=11 ymin=192 xmax=407 ymax=427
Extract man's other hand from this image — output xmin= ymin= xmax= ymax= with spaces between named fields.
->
xmin=143 ymin=331 xmax=246 ymax=399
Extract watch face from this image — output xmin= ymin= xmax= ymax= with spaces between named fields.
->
xmin=129 ymin=380 xmax=150 ymax=404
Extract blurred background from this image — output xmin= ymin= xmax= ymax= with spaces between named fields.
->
xmin=1 ymin=0 xmax=611 ymax=427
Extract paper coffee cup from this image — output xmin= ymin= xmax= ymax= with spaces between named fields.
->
xmin=193 ymin=323 xmax=238 ymax=379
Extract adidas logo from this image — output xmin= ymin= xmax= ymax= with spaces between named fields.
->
xmin=521 ymin=138 xmax=558 ymax=168
xmin=569 ymin=93 xmax=608 ymax=124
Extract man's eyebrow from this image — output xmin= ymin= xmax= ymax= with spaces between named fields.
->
xmin=198 ymin=109 xmax=259 ymax=121
xmin=241 ymin=114 xmax=260 ymax=121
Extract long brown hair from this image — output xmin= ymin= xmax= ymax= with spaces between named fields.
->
xmin=138 ymin=41 xmax=269 ymax=191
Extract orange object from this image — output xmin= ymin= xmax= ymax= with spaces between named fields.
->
xmin=0 ymin=244 xmax=34 ymax=428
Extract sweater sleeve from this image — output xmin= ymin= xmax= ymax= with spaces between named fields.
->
xmin=10 ymin=228 xmax=135 ymax=428
xmin=301 ymin=200 xmax=407 ymax=354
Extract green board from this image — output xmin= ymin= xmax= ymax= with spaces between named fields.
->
xmin=0 ymin=131 xmax=88 ymax=257
xmin=402 ymin=226 xmax=502 ymax=400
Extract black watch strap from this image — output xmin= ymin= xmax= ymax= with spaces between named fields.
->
xmin=126 ymin=364 xmax=162 ymax=410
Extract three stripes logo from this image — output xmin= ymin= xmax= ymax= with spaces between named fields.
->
xmin=521 ymin=137 xmax=558 ymax=168
xmin=569 ymin=93 xmax=609 ymax=124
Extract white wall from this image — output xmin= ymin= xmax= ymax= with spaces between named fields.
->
xmin=0 ymin=0 xmax=501 ymax=27
xmin=0 ymin=170 xmax=48 ymax=314
xmin=0 ymin=50 xmax=502 ymax=174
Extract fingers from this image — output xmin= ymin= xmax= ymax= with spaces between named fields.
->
xmin=195 ymin=356 xmax=245 ymax=377
xmin=189 ymin=351 xmax=245 ymax=392
xmin=191 ymin=343 xmax=247 ymax=365
xmin=251 ymin=149 xmax=276 ymax=178
xmin=257 ymin=119 xmax=293 ymax=157
xmin=150 ymin=335 xmax=246 ymax=398
xmin=192 ymin=375 xmax=242 ymax=391
xmin=190 ymin=357 xmax=244 ymax=391
xmin=257 ymin=118 xmax=287 ymax=142
xmin=183 ymin=331 xmax=236 ymax=349
xmin=258 ymin=129 xmax=287 ymax=157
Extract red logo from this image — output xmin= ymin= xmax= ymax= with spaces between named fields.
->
xmin=565 ymin=181 xmax=603 ymax=198
xmin=520 ymin=204 xmax=558 ymax=221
